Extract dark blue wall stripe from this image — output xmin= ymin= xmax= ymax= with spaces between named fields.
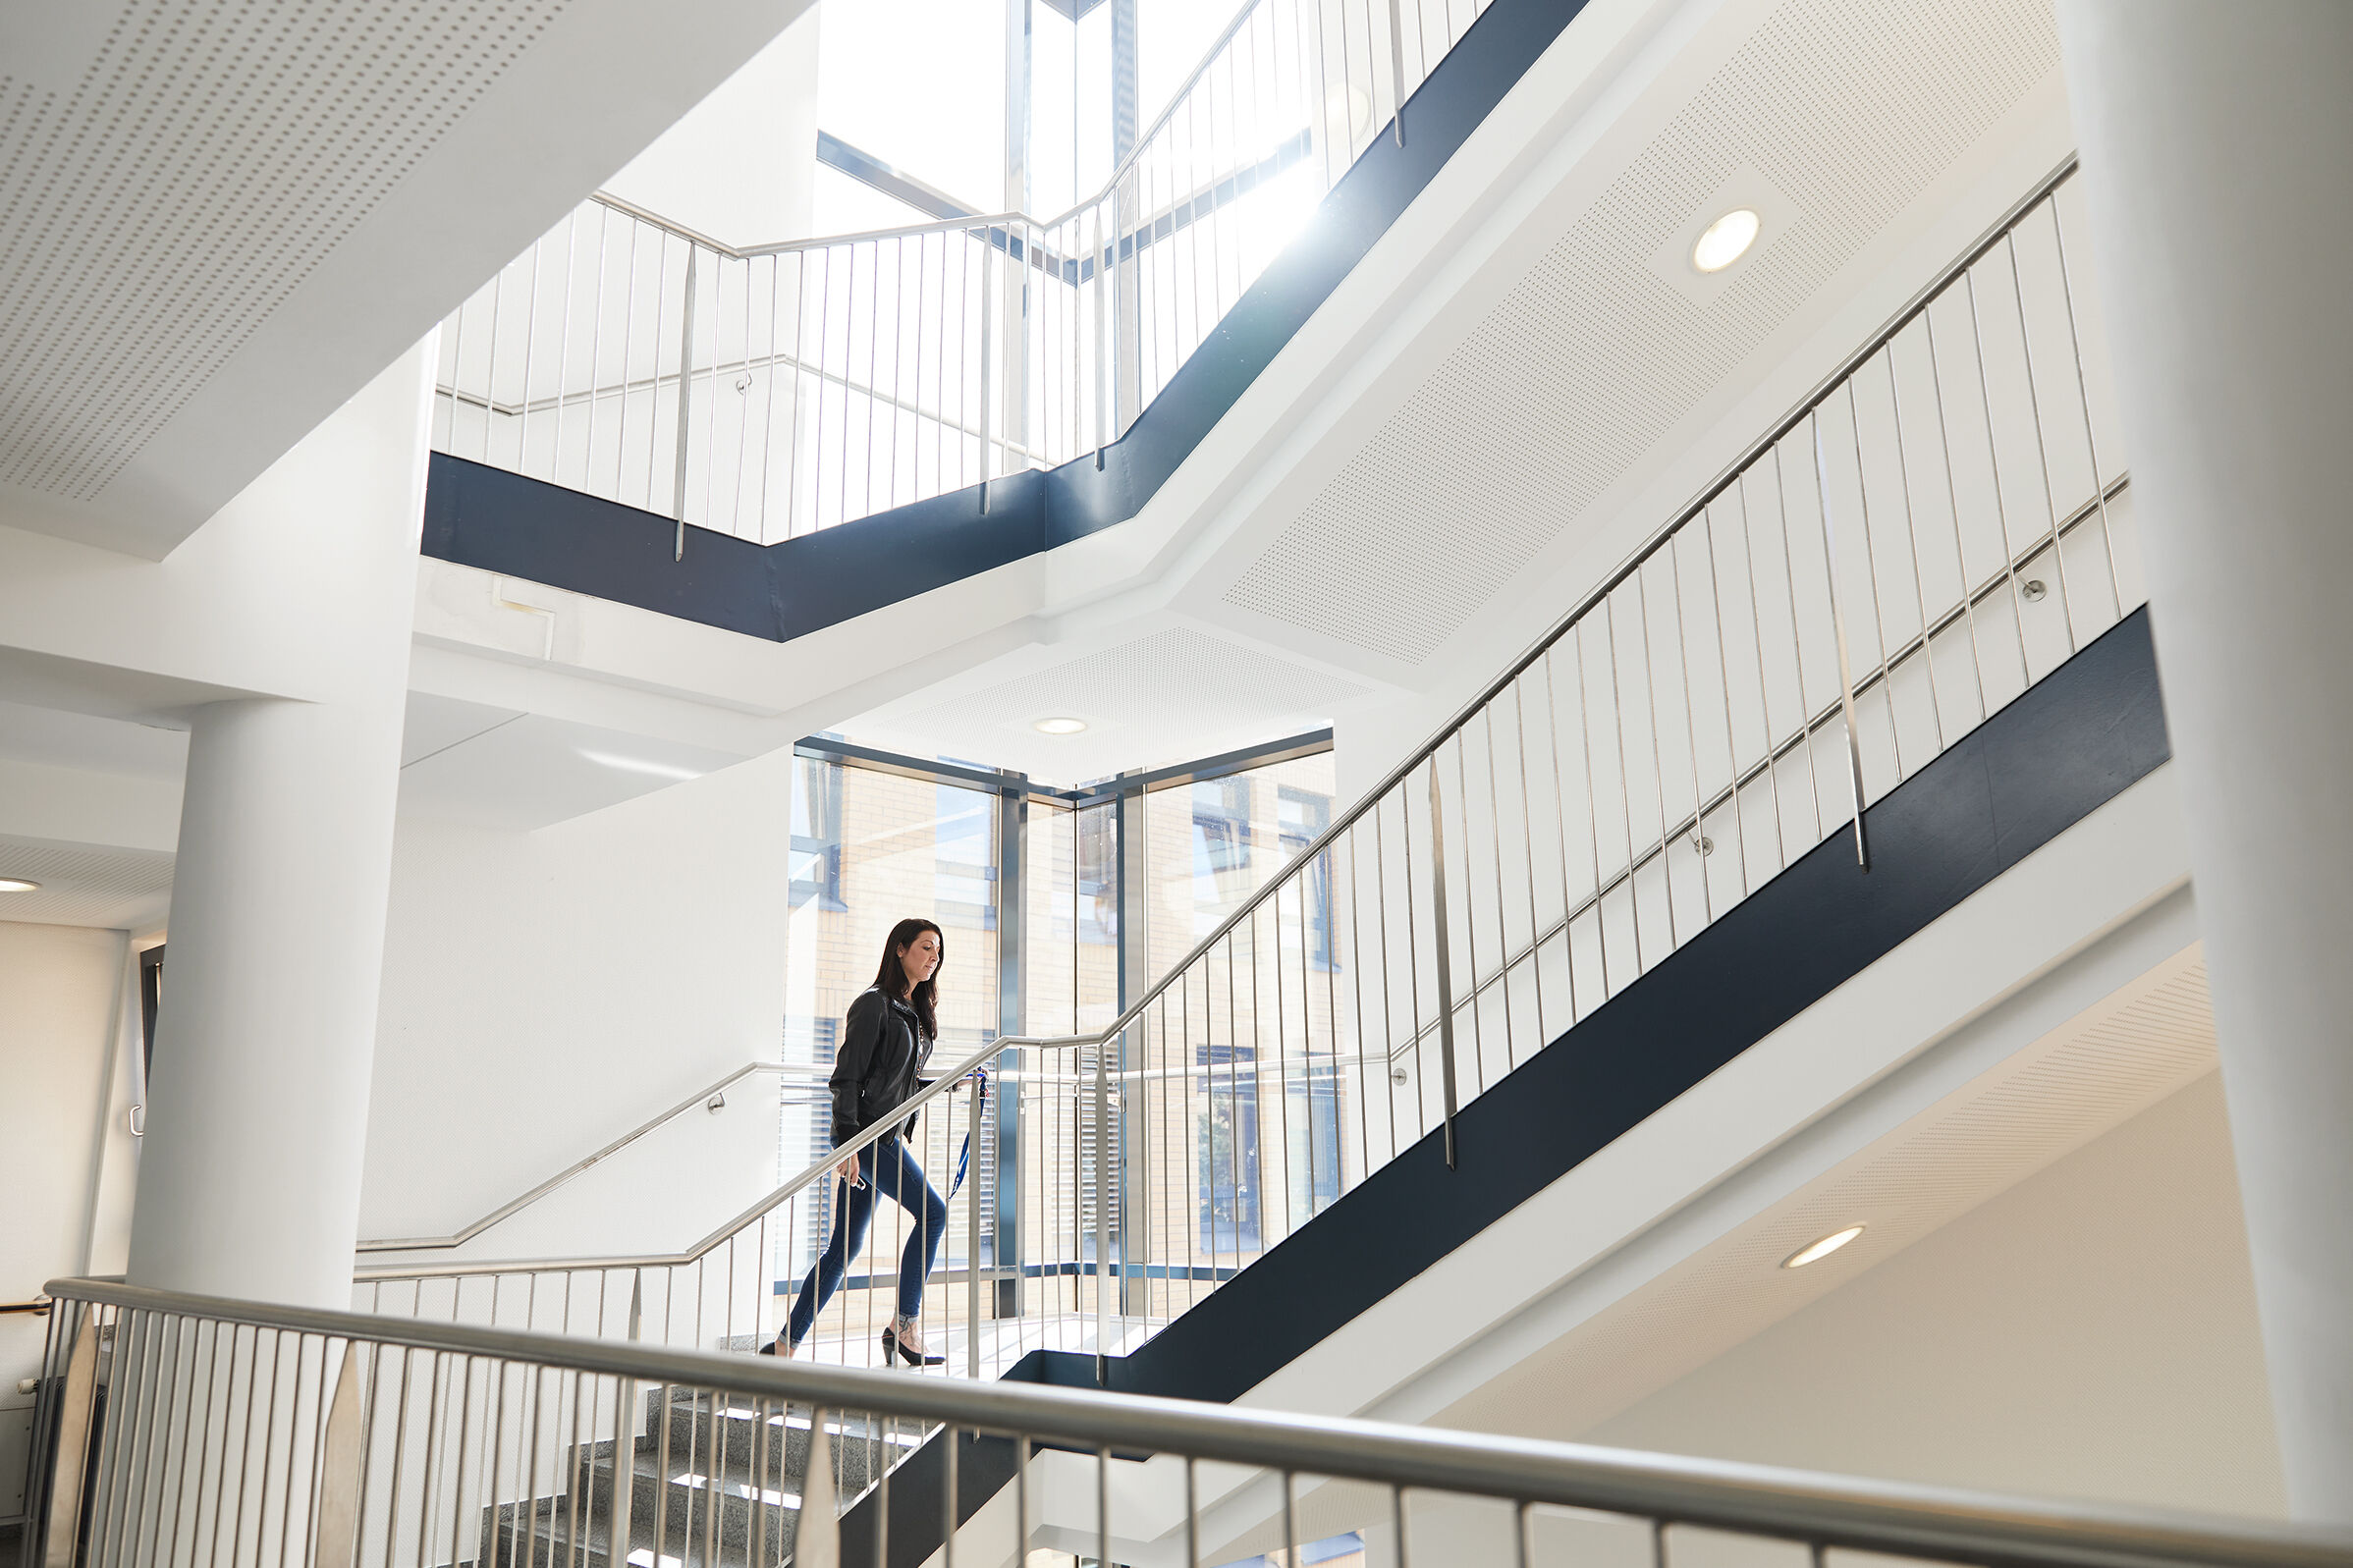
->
xmin=838 ymin=607 xmax=2170 ymax=1566
xmin=423 ymin=0 xmax=1595 ymax=641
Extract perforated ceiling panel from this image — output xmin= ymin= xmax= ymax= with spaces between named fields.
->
xmin=0 ymin=834 xmax=174 ymax=929
xmin=885 ymin=627 xmax=1368 ymax=759
xmin=1225 ymin=0 xmax=2059 ymax=664
xmin=1444 ymin=948 xmax=2217 ymax=1439
xmin=0 ymin=0 xmax=573 ymax=502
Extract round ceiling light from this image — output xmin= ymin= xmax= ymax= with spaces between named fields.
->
xmin=1032 ymin=716 xmax=1088 ymax=735
xmin=1692 ymin=207 xmax=1762 ymax=274
xmin=1781 ymin=1223 xmax=1865 ymax=1270
xmin=0 ymin=877 xmax=41 ymax=893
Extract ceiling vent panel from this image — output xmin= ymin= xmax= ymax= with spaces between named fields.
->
xmin=0 ymin=0 xmax=573 ymax=503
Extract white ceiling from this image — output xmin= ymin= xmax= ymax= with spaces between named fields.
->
xmin=846 ymin=626 xmax=1367 ymax=785
xmin=1434 ymin=944 xmax=2219 ymax=1441
xmin=0 ymin=0 xmax=813 ymax=558
xmin=0 ymin=698 xmax=186 ymax=778
xmin=831 ymin=0 xmax=2075 ymax=784
xmin=0 ymin=831 xmax=174 ymax=930
xmin=397 ymin=691 xmax=753 ymax=831
xmin=1219 ymin=0 xmax=2061 ymax=667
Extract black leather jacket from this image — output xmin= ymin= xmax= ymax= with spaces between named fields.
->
xmin=828 ymin=987 xmax=934 ymax=1146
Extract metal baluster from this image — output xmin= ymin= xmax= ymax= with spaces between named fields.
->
xmin=1878 ymin=342 xmax=1945 ymax=765
xmin=977 ymin=235 xmax=996 ymax=512
xmin=2046 ymin=189 xmax=2126 ymax=610
xmin=1810 ymin=415 xmax=1872 ymax=869
xmin=1767 ymin=444 xmax=1830 ymax=842
xmin=1838 ymin=376 xmax=1906 ymax=788
xmin=551 ymin=209 xmax=577 ymax=491
xmin=1426 ymin=761 xmax=1460 ymax=1168
xmin=1601 ymin=600 xmax=1646 ymax=975
xmin=612 ymin=217 xmax=642 ymax=505
xmin=1509 ymin=681 xmax=1549 ymax=1048
xmin=1632 ymin=560 xmax=1681 ymax=953
xmin=671 ymin=246 xmax=698 ymax=559
xmin=1920 ymin=297 xmax=1993 ymax=724
xmin=480 ymin=251 xmax=507 ymax=467
xmin=1961 ymin=267 xmax=2040 ymax=688
xmin=643 ymin=237 xmax=671 ymax=514
xmin=1666 ymin=535 xmax=1718 ymax=923
xmin=580 ymin=206 xmax=610 ymax=500
xmin=518 ymin=233 xmax=543 ymax=480
xmin=1698 ymin=506 xmax=1759 ymax=897
xmin=1387 ymin=0 xmax=1409 ymax=142
xmin=1485 ymin=702 xmax=1521 ymax=1069
xmin=2002 ymin=225 xmax=2080 ymax=650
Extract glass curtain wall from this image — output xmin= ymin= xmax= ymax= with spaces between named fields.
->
xmin=778 ymin=756 xmax=1003 ymax=1348
xmin=780 ymin=739 xmax=1339 ymax=1342
xmin=1129 ymin=750 xmax=1340 ymax=1315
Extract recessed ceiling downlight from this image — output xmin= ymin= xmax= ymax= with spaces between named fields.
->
xmin=1033 ymin=717 xmax=1088 ymax=735
xmin=1781 ymin=1224 xmax=1865 ymax=1270
xmin=0 ymin=877 xmax=41 ymax=893
xmin=1692 ymin=207 xmax=1761 ymax=274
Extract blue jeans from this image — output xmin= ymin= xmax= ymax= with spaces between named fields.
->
xmin=785 ymin=1135 xmax=947 ymax=1347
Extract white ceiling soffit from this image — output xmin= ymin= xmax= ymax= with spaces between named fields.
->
xmin=1440 ymin=945 xmax=2217 ymax=1441
xmin=1221 ymin=0 xmax=2060 ymax=667
xmin=0 ymin=831 xmax=174 ymax=931
xmin=0 ymin=0 xmax=809 ymax=560
xmin=847 ymin=626 xmax=1370 ymax=786
xmin=397 ymin=689 xmax=752 ymax=831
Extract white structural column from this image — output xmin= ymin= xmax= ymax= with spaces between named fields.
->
xmin=2054 ymin=3 xmax=2353 ymax=1522
xmin=126 ymin=343 xmax=437 ymax=1310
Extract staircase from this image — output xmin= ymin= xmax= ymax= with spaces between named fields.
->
xmin=462 ymin=1391 xmax=909 ymax=1568
xmin=347 ymin=150 xmax=2151 ymax=1568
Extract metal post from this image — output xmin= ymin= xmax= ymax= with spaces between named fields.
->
xmin=1426 ymin=763 xmax=1460 ymax=1169
xmin=1093 ymin=1047 xmax=1113 ymax=1384
xmin=992 ymin=785 xmax=1027 ymax=1319
xmin=1811 ymin=417 xmax=1873 ymax=871
xmin=1115 ymin=784 xmax=1152 ymax=1317
xmin=1387 ymin=0 xmax=1409 ymax=145
xmin=1000 ymin=0 xmax=1033 ymax=476
xmin=672 ymin=246 xmax=699 ymax=560
xmin=966 ymin=1078 xmax=984 ymax=1377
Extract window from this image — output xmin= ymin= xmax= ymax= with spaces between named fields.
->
xmin=933 ymin=783 xmax=999 ymax=929
xmin=1287 ymin=1058 xmax=1342 ymax=1220
xmin=1076 ymin=802 xmax=1118 ymax=947
xmin=1196 ymin=1044 xmax=1261 ymax=1255
xmin=1189 ymin=776 xmax=1252 ymax=936
xmin=790 ymin=759 xmax=845 ymax=910
xmin=1279 ymin=785 xmax=1335 ymax=970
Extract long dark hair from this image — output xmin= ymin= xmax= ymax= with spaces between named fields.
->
xmin=871 ymin=918 xmax=943 ymax=1039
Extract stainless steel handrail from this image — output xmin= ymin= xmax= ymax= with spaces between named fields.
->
xmin=356 ymin=1061 xmax=829 ymax=1254
xmin=354 ymin=1030 xmax=1093 ymax=1280
xmin=44 ymin=1276 xmax=2353 ymax=1568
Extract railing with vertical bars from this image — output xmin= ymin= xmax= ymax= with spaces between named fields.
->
xmin=429 ymin=0 xmax=1497 ymax=549
xmin=24 ymin=1277 xmax=2353 ymax=1568
xmin=354 ymin=151 xmax=2138 ymax=1413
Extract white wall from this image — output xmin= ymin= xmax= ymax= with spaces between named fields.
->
xmin=601 ymin=6 xmax=822 ymax=245
xmin=0 ymin=921 xmax=141 ymax=1513
xmin=1582 ymin=1072 xmax=2287 ymax=1520
xmin=359 ymin=747 xmax=797 ymax=1259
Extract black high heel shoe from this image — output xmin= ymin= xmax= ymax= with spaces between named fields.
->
xmin=879 ymin=1325 xmax=946 ymax=1367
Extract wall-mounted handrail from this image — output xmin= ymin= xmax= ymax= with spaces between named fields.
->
xmin=355 ymin=1061 xmax=829 ymax=1254
xmin=353 ymin=1031 xmax=1093 ymax=1280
